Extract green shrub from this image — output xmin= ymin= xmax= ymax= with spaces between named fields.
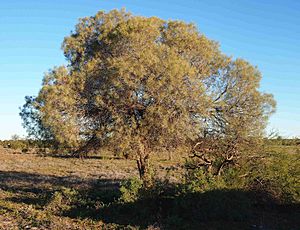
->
xmin=45 ymin=187 xmax=79 ymax=215
xmin=182 ymin=168 xmax=226 ymax=193
xmin=249 ymin=152 xmax=300 ymax=203
xmin=119 ymin=177 xmax=143 ymax=203
xmin=183 ymin=145 xmax=300 ymax=205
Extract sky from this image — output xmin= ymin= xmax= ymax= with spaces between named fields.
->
xmin=0 ymin=0 xmax=299 ymax=139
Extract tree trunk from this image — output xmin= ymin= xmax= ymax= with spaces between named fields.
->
xmin=136 ymin=140 xmax=152 ymax=187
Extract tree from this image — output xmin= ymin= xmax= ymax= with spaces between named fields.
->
xmin=21 ymin=9 xmax=275 ymax=184
xmin=188 ymin=59 xmax=276 ymax=175
xmin=11 ymin=134 xmax=21 ymax=141
xmin=20 ymin=95 xmax=57 ymax=150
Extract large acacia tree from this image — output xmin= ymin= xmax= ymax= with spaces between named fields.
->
xmin=21 ymin=9 xmax=275 ymax=183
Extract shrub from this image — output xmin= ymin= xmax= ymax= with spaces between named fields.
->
xmin=119 ymin=177 xmax=143 ymax=203
xmin=249 ymin=152 xmax=300 ymax=204
xmin=45 ymin=187 xmax=79 ymax=215
xmin=182 ymin=168 xmax=226 ymax=193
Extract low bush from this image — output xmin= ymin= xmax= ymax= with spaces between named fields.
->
xmin=119 ymin=177 xmax=143 ymax=203
xmin=181 ymin=168 xmax=226 ymax=193
xmin=248 ymin=152 xmax=300 ymax=204
xmin=45 ymin=187 xmax=79 ymax=215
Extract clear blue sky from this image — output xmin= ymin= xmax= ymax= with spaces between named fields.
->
xmin=0 ymin=0 xmax=299 ymax=139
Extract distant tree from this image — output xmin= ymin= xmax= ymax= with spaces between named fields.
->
xmin=11 ymin=134 xmax=21 ymax=141
xmin=21 ymin=9 xmax=275 ymax=184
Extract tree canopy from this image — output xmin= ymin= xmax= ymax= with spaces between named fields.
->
xmin=21 ymin=9 xmax=275 ymax=182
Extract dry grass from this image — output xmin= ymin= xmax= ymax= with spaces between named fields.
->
xmin=0 ymin=145 xmax=299 ymax=229
xmin=0 ymin=151 xmax=137 ymax=180
xmin=0 ymin=148 xmax=184 ymax=229
xmin=0 ymin=150 xmax=134 ymax=229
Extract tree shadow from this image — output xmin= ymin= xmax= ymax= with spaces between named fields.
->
xmin=0 ymin=170 xmax=299 ymax=229
xmin=0 ymin=170 xmax=122 ymax=208
xmin=65 ymin=185 xmax=300 ymax=229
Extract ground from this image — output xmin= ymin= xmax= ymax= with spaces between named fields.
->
xmin=0 ymin=148 xmax=131 ymax=229
xmin=0 ymin=145 xmax=299 ymax=229
xmin=0 ymin=148 xmax=183 ymax=229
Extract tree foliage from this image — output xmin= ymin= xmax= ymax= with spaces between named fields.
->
xmin=20 ymin=96 xmax=54 ymax=141
xmin=21 ymin=9 xmax=275 ymax=182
